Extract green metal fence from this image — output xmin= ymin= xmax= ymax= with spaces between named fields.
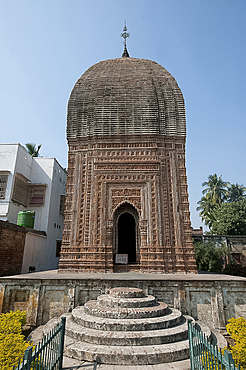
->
xmin=13 ymin=317 xmax=66 ymax=370
xmin=188 ymin=319 xmax=240 ymax=370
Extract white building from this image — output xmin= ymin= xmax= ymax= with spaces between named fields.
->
xmin=0 ymin=143 xmax=67 ymax=272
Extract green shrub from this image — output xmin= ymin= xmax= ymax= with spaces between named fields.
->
xmin=193 ymin=241 xmax=229 ymax=273
xmin=226 ymin=317 xmax=246 ymax=369
xmin=223 ymin=260 xmax=246 ymax=277
xmin=0 ymin=310 xmax=32 ymax=369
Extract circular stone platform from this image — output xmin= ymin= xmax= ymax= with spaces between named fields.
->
xmin=59 ymin=287 xmax=195 ymax=365
xmin=110 ymin=287 xmax=145 ymax=298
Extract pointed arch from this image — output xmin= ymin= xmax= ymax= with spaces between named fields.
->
xmin=112 ymin=200 xmax=140 ymax=220
xmin=113 ymin=202 xmax=140 ymax=265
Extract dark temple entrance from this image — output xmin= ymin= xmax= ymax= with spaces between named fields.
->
xmin=118 ymin=212 xmax=136 ymax=263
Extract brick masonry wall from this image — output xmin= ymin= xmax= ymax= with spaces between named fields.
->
xmin=59 ymin=136 xmax=197 ymax=273
xmin=0 ymin=220 xmax=26 ymax=276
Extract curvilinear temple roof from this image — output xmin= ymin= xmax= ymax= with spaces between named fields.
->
xmin=67 ymin=36 xmax=186 ymax=141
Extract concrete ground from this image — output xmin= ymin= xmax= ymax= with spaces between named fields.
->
xmin=3 ymin=269 xmax=246 ymax=281
xmin=62 ymin=356 xmax=191 ymax=370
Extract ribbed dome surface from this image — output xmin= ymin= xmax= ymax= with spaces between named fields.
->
xmin=67 ymin=57 xmax=186 ymax=140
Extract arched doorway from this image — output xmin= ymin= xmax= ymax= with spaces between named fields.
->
xmin=118 ymin=212 xmax=136 ymax=263
xmin=113 ymin=202 xmax=140 ymax=266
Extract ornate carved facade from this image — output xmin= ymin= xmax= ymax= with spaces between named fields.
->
xmin=58 ymin=57 xmax=197 ymax=273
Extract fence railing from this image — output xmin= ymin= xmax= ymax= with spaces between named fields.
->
xmin=13 ymin=316 xmax=66 ymax=370
xmin=188 ymin=319 xmax=240 ymax=370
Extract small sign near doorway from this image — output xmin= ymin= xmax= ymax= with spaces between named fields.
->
xmin=115 ymin=254 xmax=128 ymax=264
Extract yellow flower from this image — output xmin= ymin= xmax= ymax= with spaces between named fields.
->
xmin=0 ymin=311 xmax=33 ymax=369
xmin=226 ymin=317 xmax=246 ymax=369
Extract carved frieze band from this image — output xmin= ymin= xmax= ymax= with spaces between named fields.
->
xmin=97 ymin=174 xmax=154 ymax=181
xmin=111 ymin=189 xmax=141 ymax=197
xmin=95 ymin=163 xmax=159 ymax=171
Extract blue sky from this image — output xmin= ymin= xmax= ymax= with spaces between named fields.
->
xmin=1 ymin=0 xmax=246 ymax=229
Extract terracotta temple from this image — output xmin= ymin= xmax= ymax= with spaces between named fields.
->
xmin=58 ymin=43 xmax=197 ymax=273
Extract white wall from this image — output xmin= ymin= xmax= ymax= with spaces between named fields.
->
xmin=0 ymin=143 xmax=67 ymax=272
xmin=21 ymin=232 xmax=47 ymax=273
xmin=28 ymin=157 xmax=66 ymax=270
xmin=0 ymin=144 xmax=33 ymax=223
xmin=45 ymin=159 xmax=66 ymax=269
xmin=27 ymin=157 xmax=52 ymax=232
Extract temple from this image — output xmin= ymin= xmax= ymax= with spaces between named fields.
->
xmin=58 ymin=31 xmax=197 ymax=273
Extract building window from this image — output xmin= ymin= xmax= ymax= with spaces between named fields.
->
xmin=0 ymin=173 xmax=8 ymax=199
xmin=12 ymin=174 xmax=47 ymax=207
xmin=27 ymin=184 xmax=46 ymax=207
xmin=12 ymin=175 xmax=28 ymax=206
xmin=59 ymin=195 xmax=66 ymax=215
xmin=56 ymin=240 xmax=62 ymax=257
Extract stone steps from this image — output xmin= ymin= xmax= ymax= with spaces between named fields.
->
xmin=84 ymin=300 xmax=168 ymax=319
xmin=60 ymin=287 xmax=198 ymax=365
xmin=113 ymin=265 xmax=140 ymax=272
xmin=65 ymin=314 xmax=188 ymax=346
xmin=97 ymin=293 xmax=157 ymax=308
xmin=64 ymin=339 xmax=190 ymax=365
xmin=71 ymin=306 xmax=183 ymax=331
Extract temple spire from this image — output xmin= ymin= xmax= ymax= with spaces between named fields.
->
xmin=121 ymin=22 xmax=130 ymax=57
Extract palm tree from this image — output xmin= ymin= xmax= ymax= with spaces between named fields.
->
xmin=25 ymin=143 xmax=42 ymax=157
xmin=227 ymin=183 xmax=246 ymax=202
xmin=201 ymin=174 xmax=229 ymax=206
xmin=196 ymin=193 xmax=218 ymax=228
xmin=197 ymin=174 xmax=229 ymax=228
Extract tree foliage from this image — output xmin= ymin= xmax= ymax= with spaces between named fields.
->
xmin=201 ymin=174 xmax=229 ymax=206
xmin=25 ymin=143 xmax=42 ymax=157
xmin=196 ymin=194 xmax=218 ymax=228
xmin=227 ymin=183 xmax=246 ymax=202
xmin=197 ymin=174 xmax=229 ymax=227
xmin=193 ymin=241 xmax=229 ymax=273
xmin=197 ymin=174 xmax=246 ymax=234
xmin=223 ymin=259 xmax=246 ymax=277
xmin=210 ymin=199 xmax=246 ymax=235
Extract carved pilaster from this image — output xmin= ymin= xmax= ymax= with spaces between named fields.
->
xmin=139 ymin=219 xmax=148 ymax=246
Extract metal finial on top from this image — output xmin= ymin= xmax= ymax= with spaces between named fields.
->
xmin=121 ymin=22 xmax=130 ymax=57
